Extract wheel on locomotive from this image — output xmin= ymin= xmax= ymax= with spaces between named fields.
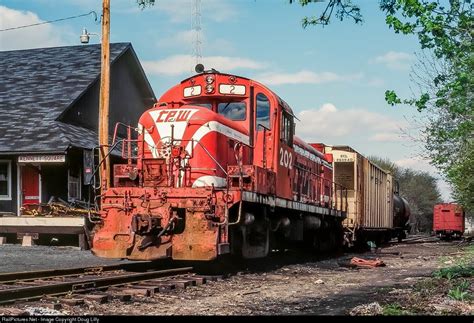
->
xmin=228 ymin=203 xmax=344 ymax=258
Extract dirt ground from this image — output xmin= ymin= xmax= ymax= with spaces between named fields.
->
xmin=3 ymin=238 xmax=472 ymax=316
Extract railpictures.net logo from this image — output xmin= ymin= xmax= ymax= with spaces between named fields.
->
xmin=1 ymin=318 xmax=100 ymax=323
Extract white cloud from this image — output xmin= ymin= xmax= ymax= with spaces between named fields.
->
xmin=143 ymin=54 xmax=266 ymax=76
xmin=370 ymin=133 xmax=404 ymax=142
xmin=0 ymin=6 xmax=66 ymax=51
xmin=155 ymin=30 xmax=194 ymax=51
xmin=395 ymin=157 xmax=438 ymax=174
xmin=296 ymin=103 xmax=405 ymax=143
xmin=366 ymin=77 xmax=385 ymax=87
xmin=255 ymin=70 xmax=362 ymax=86
xmin=372 ymin=51 xmax=414 ymax=70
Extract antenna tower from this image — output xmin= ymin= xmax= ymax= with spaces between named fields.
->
xmin=192 ymin=0 xmax=202 ymax=67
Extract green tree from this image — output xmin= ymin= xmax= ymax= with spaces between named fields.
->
xmin=136 ymin=0 xmax=155 ymax=9
xmin=369 ymin=156 xmax=442 ymax=233
xmin=291 ymin=0 xmax=473 ymax=212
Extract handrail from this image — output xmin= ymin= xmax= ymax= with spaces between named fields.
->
xmin=195 ymin=141 xmax=228 ymax=176
xmin=256 ymin=124 xmax=270 ymax=168
xmin=292 ymin=163 xmax=348 ymax=213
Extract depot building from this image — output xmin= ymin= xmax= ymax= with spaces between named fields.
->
xmin=0 ymin=43 xmax=155 ymax=216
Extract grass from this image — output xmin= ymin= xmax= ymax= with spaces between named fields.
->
xmin=382 ymin=303 xmax=409 ymax=316
xmin=382 ymin=244 xmax=474 ymax=315
xmin=447 ymin=280 xmax=471 ymax=301
xmin=432 ymin=247 xmax=473 ymax=301
xmin=433 ymin=245 xmax=474 ymax=280
xmin=432 ymin=265 xmax=474 ymax=280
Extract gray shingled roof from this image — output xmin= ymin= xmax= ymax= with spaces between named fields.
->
xmin=0 ymin=43 xmax=131 ymax=154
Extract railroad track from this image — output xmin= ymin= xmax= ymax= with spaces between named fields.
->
xmin=384 ymin=235 xmax=439 ymax=246
xmin=0 ymin=263 xmax=223 ymax=306
xmin=399 ymin=235 xmax=439 ymax=244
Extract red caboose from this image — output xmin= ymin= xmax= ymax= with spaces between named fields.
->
xmin=433 ymin=203 xmax=465 ymax=239
xmin=90 ymin=68 xmax=347 ymax=261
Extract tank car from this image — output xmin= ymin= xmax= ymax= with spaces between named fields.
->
xmin=393 ymin=190 xmax=411 ymax=241
xmin=90 ymin=67 xmax=347 ymax=261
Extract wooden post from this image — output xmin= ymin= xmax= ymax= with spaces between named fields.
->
xmin=99 ymin=0 xmax=111 ymax=192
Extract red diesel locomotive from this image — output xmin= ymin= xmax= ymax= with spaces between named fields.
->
xmin=91 ymin=67 xmax=347 ymax=261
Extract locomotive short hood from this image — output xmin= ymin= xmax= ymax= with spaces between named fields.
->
xmin=137 ymin=104 xmax=249 ymax=187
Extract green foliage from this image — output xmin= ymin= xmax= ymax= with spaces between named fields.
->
xmin=385 ymin=90 xmax=402 ymax=106
xmin=288 ymin=0 xmax=363 ymax=26
xmin=447 ymin=280 xmax=471 ymax=301
xmin=136 ymin=0 xmax=155 ymax=9
xmin=292 ymin=0 xmax=473 ymax=212
xmin=432 ymin=265 xmax=474 ymax=280
xmin=379 ymin=0 xmax=474 ymax=212
xmin=382 ymin=303 xmax=408 ymax=315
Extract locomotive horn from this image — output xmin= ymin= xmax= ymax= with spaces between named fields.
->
xmin=195 ymin=63 xmax=205 ymax=73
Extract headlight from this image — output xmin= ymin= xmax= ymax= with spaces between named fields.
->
xmin=205 ymin=84 xmax=214 ymax=93
xmin=205 ymin=75 xmax=214 ymax=84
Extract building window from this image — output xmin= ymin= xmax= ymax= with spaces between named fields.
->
xmin=68 ymin=168 xmax=81 ymax=202
xmin=256 ymin=93 xmax=271 ymax=130
xmin=0 ymin=161 xmax=11 ymax=200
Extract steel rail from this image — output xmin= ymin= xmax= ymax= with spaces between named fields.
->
xmin=0 ymin=262 xmax=157 ymax=283
xmin=0 ymin=266 xmax=192 ymax=304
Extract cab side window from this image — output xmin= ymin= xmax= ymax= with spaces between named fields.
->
xmin=256 ymin=93 xmax=271 ymax=131
xmin=280 ymin=111 xmax=293 ymax=146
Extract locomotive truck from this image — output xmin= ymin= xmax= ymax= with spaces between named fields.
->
xmin=90 ymin=67 xmax=348 ymax=261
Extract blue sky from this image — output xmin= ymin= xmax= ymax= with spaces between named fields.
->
xmin=0 ymin=0 xmax=451 ymax=199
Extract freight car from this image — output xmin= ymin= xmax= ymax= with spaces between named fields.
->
xmin=310 ymin=145 xmax=410 ymax=247
xmin=89 ymin=66 xmax=348 ymax=261
xmin=433 ymin=203 xmax=465 ymax=240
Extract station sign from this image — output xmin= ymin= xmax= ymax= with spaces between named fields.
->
xmin=18 ymin=155 xmax=66 ymax=163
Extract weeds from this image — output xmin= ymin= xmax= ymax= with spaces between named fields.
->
xmin=447 ymin=280 xmax=471 ymax=301
xmin=432 ymin=265 xmax=474 ymax=280
xmin=382 ymin=303 xmax=408 ymax=315
xmin=448 ymin=286 xmax=469 ymax=301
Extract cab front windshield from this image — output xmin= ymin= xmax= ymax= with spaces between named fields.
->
xmin=188 ymin=101 xmax=246 ymax=121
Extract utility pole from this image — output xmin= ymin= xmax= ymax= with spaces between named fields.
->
xmin=99 ymin=0 xmax=110 ymax=192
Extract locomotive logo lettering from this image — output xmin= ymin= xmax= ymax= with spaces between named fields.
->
xmin=279 ymin=148 xmax=293 ymax=170
xmin=156 ymin=110 xmax=192 ymax=123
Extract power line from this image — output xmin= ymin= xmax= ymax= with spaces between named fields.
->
xmin=0 ymin=11 xmax=98 ymax=32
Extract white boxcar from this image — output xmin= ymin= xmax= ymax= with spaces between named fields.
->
xmin=324 ymin=146 xmax=394 ymax=245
